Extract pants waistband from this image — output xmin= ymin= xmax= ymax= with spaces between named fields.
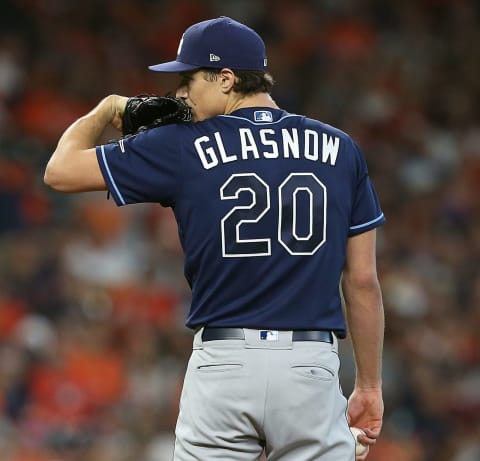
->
xmin=201 ymin=327 xmax=333 ymax=343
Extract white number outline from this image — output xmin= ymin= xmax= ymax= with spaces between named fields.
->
xmin=293 ymin=188 xmax=313 ymax=241
xmin=220 ymin=172 xmax=327 ymax=257
xmin=278 ymin=173 xmax=327 ymax=255
xmin=220 ymin=173 xmax=271 ymax=257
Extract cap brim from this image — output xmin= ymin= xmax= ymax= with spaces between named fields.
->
xmin=148 ymin=60 xmax=200 ymax=73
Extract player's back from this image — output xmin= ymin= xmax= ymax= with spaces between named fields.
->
xmin=171 ymin=107 xmax=384 ymax=335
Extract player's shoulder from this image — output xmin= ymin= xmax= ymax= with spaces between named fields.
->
xmin=302 ymin=115 xmax=352 ymax=142
xmin=115 ymin=122 xmax=191 ymax=154
xmin=299 ymin=114 xmax=364 ymax=159
xmin=148 ymin=111 xmax=355 ymax=149
xmin=138 ymin=121 xmax=196 ymax=143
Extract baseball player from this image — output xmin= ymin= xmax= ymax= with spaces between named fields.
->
xmin=45 ymin=17 xmax=385 ymax=461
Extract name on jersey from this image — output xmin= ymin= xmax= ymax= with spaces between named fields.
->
xmin=193 ymin=128 xmax=340 ymax=170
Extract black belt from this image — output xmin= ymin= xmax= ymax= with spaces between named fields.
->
xmin=201 ymin=327 xmax=333 ymax=343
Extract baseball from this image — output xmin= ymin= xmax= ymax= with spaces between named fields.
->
xmin=350 ymin=427 xmax=369 ymax=456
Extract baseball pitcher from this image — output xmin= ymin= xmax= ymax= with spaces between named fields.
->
xmin=45 ymin=16 xmax=385 ymax=461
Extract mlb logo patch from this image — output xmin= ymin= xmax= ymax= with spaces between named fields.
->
xmin=260 ymin=330 xmax=279 ymax=341
xmin=254 ymin=111 xmax=273 ymax=122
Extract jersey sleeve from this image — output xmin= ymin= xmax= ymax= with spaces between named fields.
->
xmin=348 ymin=140 xmax=385 ymax=236
xmin=96 ymin=125 xmax=182 ymax=207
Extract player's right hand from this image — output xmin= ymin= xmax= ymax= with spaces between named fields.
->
xmin=347 ymin=387 xmax=383 ymax=459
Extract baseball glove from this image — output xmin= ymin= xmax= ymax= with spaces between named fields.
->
xmin=121 ymin=95 xmax=192 ymax=136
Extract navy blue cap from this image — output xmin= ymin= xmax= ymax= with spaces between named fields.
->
xmin=149 ymin=17 xmax=267 ymax=73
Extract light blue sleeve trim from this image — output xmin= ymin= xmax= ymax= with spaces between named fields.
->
xmin=350 ymin=212 xmax=385 ymax=230
xmin=100 ymin=145 xmax=126 ymax=205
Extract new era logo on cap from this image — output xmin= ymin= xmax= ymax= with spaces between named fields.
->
xmin=149 ymin=17 xmax=267 ymax=73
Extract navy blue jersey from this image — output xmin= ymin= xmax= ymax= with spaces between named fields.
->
xmin=96 ymin=107 xmax=385 ymax=337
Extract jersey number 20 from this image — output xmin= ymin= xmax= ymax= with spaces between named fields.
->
xmin=220 ymin=173 xmax=326 ymax=257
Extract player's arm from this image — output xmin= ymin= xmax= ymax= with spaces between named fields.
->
xmin=44 ymin=95 xmax=127 ymax=192
xmin=341 ymin=228 xmax=384 ymax=457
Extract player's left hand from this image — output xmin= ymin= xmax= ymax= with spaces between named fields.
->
xmin=108 ymin=94 xmax=129 ymax=132
xmin=120 ymin=95 xmax=192 ymax=137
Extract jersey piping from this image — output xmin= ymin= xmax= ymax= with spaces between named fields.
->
xmin=99 ymin=145 xmax=126 ymax=205
xmin=217 ymin=113 xmax=302 ymax=125
xmin=350 ymin=212 xmax=385 ymax=230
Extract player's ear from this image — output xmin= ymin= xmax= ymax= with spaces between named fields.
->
xmin=219 ymin=69 xmax=235 ymax=93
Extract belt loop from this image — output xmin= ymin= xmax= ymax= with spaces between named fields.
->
xmin=331 ymin=333 xmax=338 ymax=353
xmin=193 ymin=327 xmax=204 ymax=350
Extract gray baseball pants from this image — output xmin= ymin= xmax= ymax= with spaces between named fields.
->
xmin=173 ymin=328 xmax=355 ymax=461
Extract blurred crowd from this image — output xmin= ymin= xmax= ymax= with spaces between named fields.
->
xmin=0 ymin=0 xmax=479 ymax=460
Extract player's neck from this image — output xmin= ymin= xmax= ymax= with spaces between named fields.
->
xmin=225 ymin=92 xmax=279 ymax=114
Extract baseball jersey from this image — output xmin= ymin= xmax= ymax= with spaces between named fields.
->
xmin=96 ymin=107 xmax=385 ymax=337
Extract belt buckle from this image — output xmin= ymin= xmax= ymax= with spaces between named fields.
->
xmin=259 ymin=330 xmax=279 ymax=341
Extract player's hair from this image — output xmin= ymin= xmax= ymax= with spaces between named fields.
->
xmin=202 ymin=69 xmax=275 ymax=95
